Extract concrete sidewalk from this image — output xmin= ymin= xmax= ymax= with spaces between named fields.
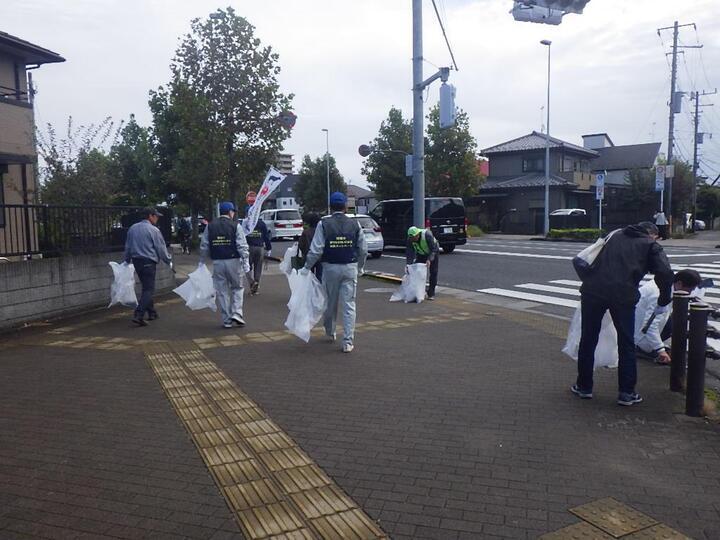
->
xmin=1 ymin=267 xmax=719 ymax=539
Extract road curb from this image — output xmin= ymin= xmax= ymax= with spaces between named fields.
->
xmin=363 ymin=271 xmax=403 ymax=284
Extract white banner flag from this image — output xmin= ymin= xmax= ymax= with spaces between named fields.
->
xmin=242 ymin=166 xmax=286 ymax=235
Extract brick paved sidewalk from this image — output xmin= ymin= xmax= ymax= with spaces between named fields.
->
xmin=1 ymin=270 xmax=719 ymax=539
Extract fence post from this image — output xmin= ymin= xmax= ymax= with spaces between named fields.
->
xmin=686 ymin=302 xmax=712 ymax=417
xmin=670 ymin=290 xmax=690 ymax=392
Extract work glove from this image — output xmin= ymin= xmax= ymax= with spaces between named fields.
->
xmin=300 ymin=267 xmax=310 ymax=276
xmin=243 ymin=260 xmax=251 ymax=273
xmin=266 ymin=250 xmax=272 ymax=257
xmin=654 ymin=304 xmax=670 ymax=316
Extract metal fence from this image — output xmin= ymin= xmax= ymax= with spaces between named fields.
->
xmin=0 ymin=204 xmax=172 ymax=259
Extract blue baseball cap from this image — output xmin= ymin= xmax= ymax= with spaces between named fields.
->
xmin=219 ymin=201 xmax=236 ymax=214
xmin=329 ymin=192 xmax=347 ymax=205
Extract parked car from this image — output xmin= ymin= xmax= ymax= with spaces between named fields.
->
xmin=694 ymin=219 xmax=706 ymax=231
xmin=260 ymin=209 xmax=303 ymax=240
xmin=350 ymin=214 xmax=384 ymax=259
xmin=370 ymin=197 xmax=467 ymax=253
xmin=550 ymin=208 xmax=586 ymax=216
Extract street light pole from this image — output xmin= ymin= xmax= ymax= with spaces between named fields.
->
xmin=412 ymin=0 xmax=425 ymax=228
xmin=322 ymin=128 xmax=330 ymax=215
xmin=541 ymin=39 xmax=552 ymax=236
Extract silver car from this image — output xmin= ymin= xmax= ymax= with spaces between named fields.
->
xmin=351 ymin=214 xmax=384 ymax=259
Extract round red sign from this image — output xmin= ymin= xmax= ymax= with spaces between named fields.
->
xmin=246 ymin=191 xmax=257 ymax=204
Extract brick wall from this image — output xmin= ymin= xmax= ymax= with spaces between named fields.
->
xmin=0 ymin=253 xmax=176 ymax=330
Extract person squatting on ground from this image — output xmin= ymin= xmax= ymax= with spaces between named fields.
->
xmin=634 ymin=269 xmax=703 ymax=365
xmin=245 ymin=216 xmax=272 ymax=295
xmin=199 ymin=202 xmax=250 ymax=329
xmin=298 ymin=212 xmax=322 ymax=281
xmin=302 ymin=192 xmax=368 ymax=353
xmin=406 ymin=225 xmax=440 ymax=300
xmin=124 ymin=207 xmax=172 ymax=326
xmin=572 ymin=221 xmax=674 ymax=406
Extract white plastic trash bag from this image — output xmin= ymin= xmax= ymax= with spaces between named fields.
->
xmin=173 ymin=264 xmax=217 ymax=311
xmin=285 ymin=270 xmax=327 ymax=342
xmin=562 ymin=306 xmax=618 ymax=369
xmin=390 ymin=263 xmax=427 ymax=303
xmin=279 ymin=243 xmax=300 ymax=275
xmin=108 ymin=261 xmax=138 ymax=307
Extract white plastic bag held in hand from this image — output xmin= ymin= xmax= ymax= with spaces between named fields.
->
xmin=173 ymin=264 xmax=217 ymax=311
xmin=108 ymin=261 xmax=138 ymax=307
xmin=285 ymin=270 xmax=327 ymax=342
xmin=562 ymin=306 xmax=618 ymax=369
xmin=390 ymin=263 xmax=427 ymax=303
xmin=279 ymin=243 xmax=299 ymax=275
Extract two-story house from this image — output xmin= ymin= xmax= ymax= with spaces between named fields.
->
xmin=0 ymin=31 xmax=64 ymax=256
xmin=476 ymin=131 xmax=598 ymax=234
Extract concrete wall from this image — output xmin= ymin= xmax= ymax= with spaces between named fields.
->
xmin=0 ymin=253 xmax=176 ymax=330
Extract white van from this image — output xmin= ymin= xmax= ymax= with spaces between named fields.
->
xmin=260 ymin=209 xmax=303 ymax=240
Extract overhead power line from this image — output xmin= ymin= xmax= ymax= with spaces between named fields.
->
xmin=431 ymin=0 xmax=459 ymax=71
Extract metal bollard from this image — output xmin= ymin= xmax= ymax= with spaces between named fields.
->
xmin=686 ymin=302 xmax=712 ymax=417
xmin=670 ymin=291 xmax=690 ymax=392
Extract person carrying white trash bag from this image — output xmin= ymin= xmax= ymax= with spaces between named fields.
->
xmin=301 ymin=192 xmax=368 ymax=353
xmin=198 ymin=202 xmax=250 ymax=328
xmin=390 ymin=264 xmax=428 ymax=303
xmin=568 ymin=221 xmax=673 ymax=407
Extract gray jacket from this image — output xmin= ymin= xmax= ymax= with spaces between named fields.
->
xmin=124 ymin=220 xmax=171 ymax=264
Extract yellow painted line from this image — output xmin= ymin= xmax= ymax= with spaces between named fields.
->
xmin=144 ymin=342 xmax=387 ymax=540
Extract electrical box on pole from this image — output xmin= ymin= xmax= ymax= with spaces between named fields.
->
xmin=439 ymin=83 xmax=456 ymax=129
xmin=511 ymin=0 xmax=590 ymax=24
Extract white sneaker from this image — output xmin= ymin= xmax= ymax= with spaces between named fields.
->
xmin=326 ymin=333 xmax=336 ymax=342
xmin=223 ymin=322 xmax=233 ymax=329
xmin=342 ymin=343 xmax=354 ymax=353
xmin=232 ymin=315 xmax=246 ymax=327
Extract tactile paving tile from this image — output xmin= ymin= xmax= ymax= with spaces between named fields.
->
xmin=623 ymin=524 xmax=692 ymax=540
xmin=236 ymin=502 xmax=307 ymax=538
xmin=311 ymin=509 xmax=388 ymax=539
xmin=539 ymin=521 xmax=615 ymax=540
xmin=569 ymin=498 xmax=658 ymax=538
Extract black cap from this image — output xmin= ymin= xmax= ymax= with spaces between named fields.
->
xmin=143 ymin=207 xmax=163 ymax=218
xmin=637 ymin=221 xmax=659 ymax=236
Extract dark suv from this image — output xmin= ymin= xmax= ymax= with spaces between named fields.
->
xmin=370 ymin=197 xmax=467 ymax=253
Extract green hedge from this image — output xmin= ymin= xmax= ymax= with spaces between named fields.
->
xmin=467 ymin=225 xmax=483 ymax=238
xmin=547 ymin=228 xmax=604 ymax=241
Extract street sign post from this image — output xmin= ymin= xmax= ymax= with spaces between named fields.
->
xmin=656 ymin=165 xmax=666 ymax=210
xmin=595 ymin=172 xmax=605 ymax=229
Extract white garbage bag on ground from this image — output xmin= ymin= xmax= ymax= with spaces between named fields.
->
xmin=285 ymin=270 xmax=327 ymax=342
xmin=390 ymin=263 xmax=427 ymax=303
xmin=108 ymin=261 xmax=138 ymax=307
xmin=173 ymin=264 xmax=217 ymax=311
xmin=562 ymin=306 xmax=618 ymax=369
xmin=279 ymin=243 xmax=300 ymax=275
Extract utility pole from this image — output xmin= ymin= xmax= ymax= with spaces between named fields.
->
xmin=691 ymin=89 xmax=717 ymax=231
xmin=658 ymin=21 xmax=701 ymax=231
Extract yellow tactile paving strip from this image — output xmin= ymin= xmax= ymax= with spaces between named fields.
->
xmin=37 ymin=311 xmax=481 ymax=352
xmin=144 ymin=341 xmax=387 ymax=540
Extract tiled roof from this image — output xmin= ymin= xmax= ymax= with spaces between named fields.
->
xmin=482 ymin=132 xmax=598 ymax=157
xmin=481 ymin=173 xmax=576 ymax=191
xmin=0 ymin=31 xmax=65 ymax=64
xmin=346 ymin=184 xmax=373 ymax=198
xmin=591 ymin=143 xmax=661 ymax=171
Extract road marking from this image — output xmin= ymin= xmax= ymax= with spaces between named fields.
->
xmin=145 ymin=342 xmax=387 ymax=540
xmin=550 ymin=280 xmax=582 ymax=287
xmin=476 ymin=288 xmax=579 ymax=308
xmin=457 ymin=249 xmax=571 ymax=260
xmin=517 ymin=283 xmax=581 ymax=296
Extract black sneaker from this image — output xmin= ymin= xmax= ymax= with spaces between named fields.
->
xmin=132 ymin=316 xmax=148 ymax=327
xmin=147 ymin=312 xmax=159 ymax=321
xmin=570 ymin=384 xmax=593 ymax=399
xmin=231 ymin=315 xmax=246 ymax=327
xmin=617 ymin=392 xmax=643 ymax=406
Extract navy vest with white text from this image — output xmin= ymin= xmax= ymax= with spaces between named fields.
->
xmin=321 ymin=214 xmax=359 ymax=264
xmin=208 ymin=218 xmax=240 ymax=260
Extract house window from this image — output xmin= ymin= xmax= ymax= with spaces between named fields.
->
xmin=562 ymin=157 xmax=574 ymax=172
xmin=282 ymin=200 xmax=287 ymax=206
xmin=522 ymin=156 xmax=545 ymax=173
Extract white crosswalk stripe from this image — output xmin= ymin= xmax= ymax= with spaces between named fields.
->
xmin=478 ymin=262 xmax=720 ymax=312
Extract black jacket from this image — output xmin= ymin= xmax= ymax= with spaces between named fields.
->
xmin=579 ymin=225 xmax=673 ymax=307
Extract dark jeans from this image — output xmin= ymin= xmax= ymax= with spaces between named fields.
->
xmin=416 ymin=255 xmax=439 ymax=296
xmin=577 ymin=295 xmax=637 ymax=394
xmin=312 ymin=262 xmax=323 ymax=283
xmin=132 ymin=257 xmax=157 ymax=318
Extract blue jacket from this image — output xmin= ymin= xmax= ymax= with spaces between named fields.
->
xmin=246 ymin=220 xmax=272 ymax=250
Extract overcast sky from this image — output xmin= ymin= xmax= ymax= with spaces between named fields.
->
xmin=4 ymin=0 xmax=720 ymax=189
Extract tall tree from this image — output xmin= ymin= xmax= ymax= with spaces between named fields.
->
xmin=425 ymin=105 xmax=483 ymax=197
xmin=108 ymin=114 xmax=156 ymax=206
xmin=362 ymin=107 xmax=413 ymax=201
xmin=696 ymin=184 xmax=720 ymax=226
xmin=168 ymin=7 xmax=294 ymax=204
xmin=296 ymin=154 xmax=346 ymax=212
xmin=669 ymin=160 xmax=694 ymax=221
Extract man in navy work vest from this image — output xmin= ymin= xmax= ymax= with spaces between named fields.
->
xmin=199 ymin=202 xmax=250 ymax=329
xmin=245 ymin=215 xmax=272 ymax=295
xmin=124 ymin=207 xmax=172 ymax=326
xmin=303 ymin=192 xmax=368 ymax=353
xmin=407 ymin=226 xmax=440 ymax=300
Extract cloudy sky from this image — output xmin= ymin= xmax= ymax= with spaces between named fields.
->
xmin=4 ymin=0 xmax=720 ymax=188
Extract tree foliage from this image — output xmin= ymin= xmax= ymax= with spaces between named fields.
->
xmin=166 ymin=7 xmax=294 ymax=204
xmin=697 ymin=184 xmax=720 ymax=223
xmin=108 ymin=114 xmax=156 ymax=206
xmin=362 ymin=107 xmax=412 ymax=201
xmin=617 ymin=169 xmax=657 ymax=211
xmin=296 ymin=154 xmax=346 ymax=212
xmin=425 ymin=105 xmax=483 ymax=197
xmin=669 ymin=160 xmax=694 ymax=220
